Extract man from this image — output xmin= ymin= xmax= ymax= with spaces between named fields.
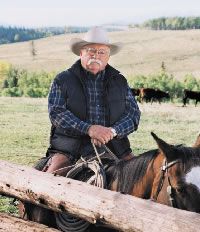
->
xmin=45 ymin=26 xmax=141 ymax=173
xmin=20 ymin=26 xmax=141 ymax=227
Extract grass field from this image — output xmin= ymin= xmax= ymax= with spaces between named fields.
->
xmin=0 ymin=97 xmax=199 ymax=164
xmin=0 ymin=97 xmax=199 ymax=214
xmin=0 ymin=29 xmax=200 ymax=80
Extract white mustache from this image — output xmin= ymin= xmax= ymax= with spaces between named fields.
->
xmin=87 ymin=59 xmax=102 ymax=66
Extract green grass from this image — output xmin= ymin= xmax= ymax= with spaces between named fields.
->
xmin=0 ymin=97 xmax=199 ymax=214
xmin=0 ymin=97 xmax=50 ymax=165
xmin=130 ymin=103 xmax=199 ymax=154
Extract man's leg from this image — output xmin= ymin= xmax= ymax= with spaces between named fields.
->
xmin=26 ymin=153 xmax=72 ymax=226
xmin=43 ymin=153 xmax=72 ymax=175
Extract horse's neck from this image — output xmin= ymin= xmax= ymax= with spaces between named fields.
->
xmin=130 ymin=159 xmax=156 ymax=198
xmin=108 ymin=158 xmax=156 ymax=199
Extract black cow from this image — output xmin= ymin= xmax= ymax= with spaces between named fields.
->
xmin=139 ymin=88 xmax=170 ymax=104
xmin=182 ymin=89 xmax=200 ymax=107
xmin=130 ymin=88 xmax=140 ymax=96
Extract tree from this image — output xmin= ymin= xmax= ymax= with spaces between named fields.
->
xmin=6 ymin=66 xmax=18 ymax=88
xmin=30 ymin=40 xmax=37 ymax=60
xmin=161 ymin=61 xmax=166 ymax=72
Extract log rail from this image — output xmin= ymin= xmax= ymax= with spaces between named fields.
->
xmin=0 ymin=160 xmax=199 ymax=232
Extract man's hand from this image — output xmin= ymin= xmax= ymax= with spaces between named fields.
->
xmin=91 ymin=138 xmax=103 ymax=147
xmin=88 ymin=125 xmax=114 ymax=146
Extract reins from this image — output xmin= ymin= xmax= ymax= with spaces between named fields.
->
xmin=153 ymin=158 xmax=180 ymax=207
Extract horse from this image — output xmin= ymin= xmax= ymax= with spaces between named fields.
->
xmin=108 ymin=132 xmax=200 ymax=212
xmin=19 ymin=132 xmax=200 ymax=231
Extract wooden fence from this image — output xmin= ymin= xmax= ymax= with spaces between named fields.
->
xmin=0 ymin=160 xmax=200 ymax=232
xmin=0 ymin=212 xmax=59 ymax=232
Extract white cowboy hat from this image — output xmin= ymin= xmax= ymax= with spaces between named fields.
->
xmin=69 ymin=26 xmax=122 ymax=56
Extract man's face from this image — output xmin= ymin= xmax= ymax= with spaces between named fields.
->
xmin=80 ymin=44 xmax=110 ymax=75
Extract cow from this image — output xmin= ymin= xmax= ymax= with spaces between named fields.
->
xmin=182 ymin=89 xmax=200 ymax=107
xmin=130 ymin=88 xmax=140 ymax=96
xmin=139 ymin=88 xmax=170 ymax=104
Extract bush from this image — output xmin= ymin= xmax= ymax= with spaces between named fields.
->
xmin=1 ymin=87 xmax=22 ymax=97
xmin=129 ymin=70 xmax=185 ymax=101
xmin=183 ymin=74 xmax=200 ymax=91
xmin=1 ymin=65 xmax=199 ymax=99
xmin=1 ymin=66 xmax=55 ymax=97
xmin=23 ymin=87 xmax=48 ymax=98
xmin=0 ymin=61 xmax=11 ymax=89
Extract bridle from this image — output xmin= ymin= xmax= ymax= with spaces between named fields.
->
xmin=153 ymin=158 xmax=181 ymax=208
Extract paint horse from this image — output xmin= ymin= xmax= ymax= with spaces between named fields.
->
xmin=107 ymin=132 xmax=200 ymax=212
xmin=20 ymin=132 xmax=200 ymax=231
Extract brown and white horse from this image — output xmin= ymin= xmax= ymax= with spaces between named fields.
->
xmin=108 ymin=132 xmax=200 ymax=212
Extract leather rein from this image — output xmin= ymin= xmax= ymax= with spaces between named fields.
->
xmin=153 ymin=159 xmax=181 ymax=208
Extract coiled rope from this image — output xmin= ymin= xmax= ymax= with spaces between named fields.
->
xmin=55 ymin=143 xmax=117 ymax=232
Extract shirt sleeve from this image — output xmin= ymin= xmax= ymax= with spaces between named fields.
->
xmin=48 ymin=80 xmax=91 ymax=135
xmin=112 ymin=86 xmax=141 ymax=138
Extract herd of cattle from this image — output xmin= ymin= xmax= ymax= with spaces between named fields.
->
xmin=131 ymin=88 xmax=200 ymax=106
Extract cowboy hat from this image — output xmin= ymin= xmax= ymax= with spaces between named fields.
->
xmin=69 ymin=26 xmax=122 ymax=56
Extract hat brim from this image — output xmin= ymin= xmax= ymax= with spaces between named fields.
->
xmin=69 ymin=38 xmax=122 ymax=56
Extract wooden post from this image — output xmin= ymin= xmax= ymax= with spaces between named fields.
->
xmin=0 ymin=213 xmax=59 ymax=232
xmin=0 ymin=160 xmax=199 ymax=232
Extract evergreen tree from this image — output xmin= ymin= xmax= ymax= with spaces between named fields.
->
xmin=30 ymin=40 xmax=37 ymax=59
xmin=142 ymin=16 xmax=200 ymax=30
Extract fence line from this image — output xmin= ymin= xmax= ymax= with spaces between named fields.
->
xmin=0 ymin=160 xmax=199 ymax=232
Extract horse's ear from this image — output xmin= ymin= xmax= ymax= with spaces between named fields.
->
xmin=193 ymin=134 xmax=200 ymax=148
xmin=151 ymin=132 xmax=175 ymax=160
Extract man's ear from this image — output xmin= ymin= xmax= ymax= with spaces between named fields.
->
xmin=151 ymin=132 xmax=176 ymax=161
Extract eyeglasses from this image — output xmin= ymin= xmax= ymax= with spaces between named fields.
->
xmin=83 ymin=47 xmax=110 ymax=57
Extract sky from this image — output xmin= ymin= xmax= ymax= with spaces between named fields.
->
xmin=0 ymin=0 xmax=200 ymax=28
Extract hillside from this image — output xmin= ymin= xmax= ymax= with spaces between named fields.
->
xmin=0 ymin=29 xmax=200 ymax=80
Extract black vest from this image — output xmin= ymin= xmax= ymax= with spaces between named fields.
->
xmin=50 ymin=60 xmax=131 ymax=158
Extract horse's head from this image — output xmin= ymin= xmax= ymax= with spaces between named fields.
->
xmin=151 ymin=132 xmax=200 ymax=213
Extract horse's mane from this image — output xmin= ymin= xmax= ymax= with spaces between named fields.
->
xmin=107 ymin=149 xmax=159 ymax=194
xmin=175 ymin=145 xmax=200 ymax=172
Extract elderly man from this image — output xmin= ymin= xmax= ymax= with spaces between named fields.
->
xmin=45 ymin=26 xmax=140 ymax=173
xmin=20 ymin=26 xmax=141 ymax=227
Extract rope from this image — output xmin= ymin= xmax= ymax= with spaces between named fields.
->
xmin=92 ymin=142 xmax=103 ymax=165
xmin=55 ymin=142 xmax=118 ymax=232
xmin=101 ymin=144 xmax=119 ymax=162
xmin=52 ymin=143 xmax=119 ymax=176
xmin=55 ymin=160 xmax=107 ymax=232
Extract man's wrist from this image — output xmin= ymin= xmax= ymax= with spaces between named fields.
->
xmin=110 ymin=128 xmax=117 ymax=137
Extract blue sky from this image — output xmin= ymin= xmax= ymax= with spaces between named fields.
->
xmin=0 ymin=0 xmax=200 ymax=27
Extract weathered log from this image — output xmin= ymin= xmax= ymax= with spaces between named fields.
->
xmin=0 ymin=212 xmax=59 ymax=232
xmin=0 ymin=159 xmax=199 ymax=232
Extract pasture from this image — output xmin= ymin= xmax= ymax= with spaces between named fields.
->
xmin=0 ymin=29 xmax=200 ymax=80
xmin=0 ymin=97 xmax=199 ymax=164
xmin=0 ymin=97 xmax=199 ymax=215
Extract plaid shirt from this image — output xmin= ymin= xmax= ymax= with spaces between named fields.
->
xmin=85 ymin=71 xmax=107 ymax=126
xmin=48 ymin=71 xmax=140 ymax=138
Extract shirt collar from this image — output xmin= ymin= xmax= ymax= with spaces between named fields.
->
xmin=83 ymin=68 xmax=106 ymax=80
